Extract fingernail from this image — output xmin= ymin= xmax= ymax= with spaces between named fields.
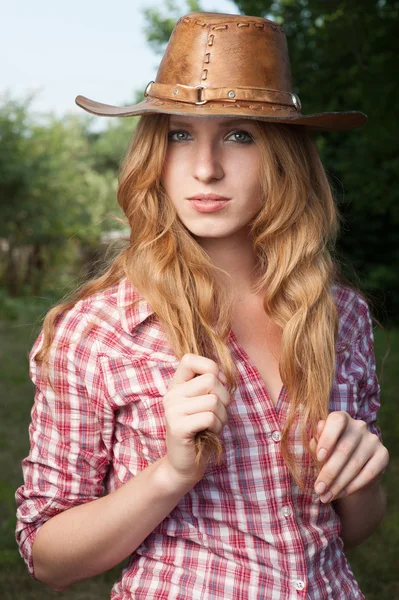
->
xmin=315 ymin=482 xmax=326 ymax=494
xmin=317 ymin=448 xmax=328 ymax=462
xmin=218 ymin=370 xmax=227 ymax=384
xmin=320 ymin=491 xmax=333 ymax=503
xmin=337 ymin=489 xmax=347 ymax=499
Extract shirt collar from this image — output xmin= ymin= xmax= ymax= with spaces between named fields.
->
xmin=117 ymin=277 xmax=155 ymax=336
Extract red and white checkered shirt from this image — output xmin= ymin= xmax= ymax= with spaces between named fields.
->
xmin=16 ymin=277 xmax=381 ymax=599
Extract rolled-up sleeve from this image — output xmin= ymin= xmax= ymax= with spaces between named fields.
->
xmin=15 ymin=313 xmax=113 ymax=578
xmin=354 ymin=299 xmax=382 ymax=440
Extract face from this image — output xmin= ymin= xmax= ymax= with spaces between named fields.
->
xmin=161 ymin=115 xmax=263 ymax=242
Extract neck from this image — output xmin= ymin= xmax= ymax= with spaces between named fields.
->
xmin=196 ymin=231 xmax=260 ymax=298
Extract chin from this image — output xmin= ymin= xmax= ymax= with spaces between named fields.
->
xmin=188 ymin=226 xmax=232 ymax=239
xmin=179 ymin=218 xmax=245 ymax=240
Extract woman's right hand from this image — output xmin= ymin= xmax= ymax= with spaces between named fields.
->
xmin=162 ymin=353 xmax=231 ymax=484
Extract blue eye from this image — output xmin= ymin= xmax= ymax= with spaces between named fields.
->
xmin=167 ymin=130 xmax=253 ymax=144
xmin=228 ymin=131 xmax=253 ymax=144
xmin=168 ymin=130 xmax=190 ymax=142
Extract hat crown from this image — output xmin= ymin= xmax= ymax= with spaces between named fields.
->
xmin=156 ymin=12 xmax=293 ymax=93
xmin=75 ymin=11 xmax=367 ymax=131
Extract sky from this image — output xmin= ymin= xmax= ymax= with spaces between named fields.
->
xmin=2 ymin=0 xmax=238 ymax=119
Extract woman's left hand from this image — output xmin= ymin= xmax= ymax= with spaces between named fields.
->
xmin=310 ymin=411 xmax=389 ymax=503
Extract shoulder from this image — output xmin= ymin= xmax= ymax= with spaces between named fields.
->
xmin=31 ymin=278 xmax=154 ymax=364
xmin=332 ymin=282 xmax=373 ymax=347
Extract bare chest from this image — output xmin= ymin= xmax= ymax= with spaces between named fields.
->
xmin=231 ymin=304 xmax=284 ymax=407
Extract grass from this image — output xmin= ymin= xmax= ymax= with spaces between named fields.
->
xmin=0 ymin=296 xmax=398 ymax=598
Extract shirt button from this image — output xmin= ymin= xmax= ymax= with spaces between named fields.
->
xmin=271 ymin=430 xmax=282 ymax=442
xmin=282 ymin=505 xmax=292 ymax=518
xmin=295 ymin=580 xmax=305 ymax=591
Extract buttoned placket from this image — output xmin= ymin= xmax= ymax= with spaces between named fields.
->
xmin=229 ymin=331 xmax=309 ymax=597
xmin=269 ymin=423 xmax=308 ymax=596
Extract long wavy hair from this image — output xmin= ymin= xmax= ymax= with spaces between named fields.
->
xmin=36 ymin=112 xmax=350 ymax=487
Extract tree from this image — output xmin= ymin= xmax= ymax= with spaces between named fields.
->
xmin=0 ymin=95 xmax=122 ymax=296
xmin=143 ymin=0 xmax=202 ymax=54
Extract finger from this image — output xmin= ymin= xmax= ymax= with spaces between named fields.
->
xmin=172 ymin=353 xmax=226 ymax=385
xmin=316 ymin=411 xmax=349 ymax=462
xmin=317 ymin=420 xmax=326 ymax=440
xmin=173 ymin=372 xmax=231 ymax=408
xmin=309 ymin=420 xmax=326 ymax=452
xmin=317 ymin=438 xmax=373 ymax=502
xmin=335 ymin=444 xmax=390 ymax=499
xmin=184 ymin=411 xmax=225 ymax=436
xmin=314 ymin=429 xmax=362 ymax=498
xmin=179 ymin=394 xmax=229 ymax=426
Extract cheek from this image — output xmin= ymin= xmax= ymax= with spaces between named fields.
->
xmin=160 ymin=158 xmax=172 ymax=190
xmin=161 ymin=154 xmax=185 ymax=194
xmin=232 ymin=151 xmax=261 ymax=180
xmin=240 ymin=159 xmax=263 ymax=209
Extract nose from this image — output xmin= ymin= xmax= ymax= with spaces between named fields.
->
xmin=192 ymin=141 xmax=224 ymax=183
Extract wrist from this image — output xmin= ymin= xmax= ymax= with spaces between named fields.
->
xmin=154 ymin=456 xmax=199 ymax=495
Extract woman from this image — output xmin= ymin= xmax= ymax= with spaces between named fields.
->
xmin=16 ymin=12 xmax=389 ymax=599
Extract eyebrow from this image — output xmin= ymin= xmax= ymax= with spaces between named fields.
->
xmin=168 ymin=118 xmax=257 ymax=128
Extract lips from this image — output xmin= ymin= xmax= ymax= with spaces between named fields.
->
xmin=187 ymin=194 xmax=231 ymax=214
xmin=187 ymin=194 xmax=231 ymax=201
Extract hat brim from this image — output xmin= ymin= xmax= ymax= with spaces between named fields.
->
xmin=75 ymin=95 xmax=367 ymax=131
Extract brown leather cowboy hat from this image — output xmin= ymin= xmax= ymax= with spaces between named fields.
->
xmin=75 ymin=12 xmax=367 ymax=131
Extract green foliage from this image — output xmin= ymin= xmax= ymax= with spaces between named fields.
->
xmin=0 ymin=95 xmax=122 ymax=247
xmin=0 ymin=93 xmax=131 ymax=297
xmin=86 ymin=117 xmax=137 ymax=175
xmin=142 ymin=0 xmax=203 ymax=54
xmin=0 ymin=94 xmax=36 ymax=241
xmin=0 ymin=286 xmax=55 ymax=324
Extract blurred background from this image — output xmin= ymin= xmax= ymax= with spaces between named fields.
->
xmin=1 ymin=0 xmax=398 ymax=598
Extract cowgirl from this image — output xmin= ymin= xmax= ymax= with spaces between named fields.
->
xmin=16 ymin=12 xmax=389 ymax=599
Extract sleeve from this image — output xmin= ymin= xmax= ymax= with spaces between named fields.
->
xmin=353 ymin=298 xmax=382 ymax=440
xmin=15 ymin=319 xmax=113 ymax=579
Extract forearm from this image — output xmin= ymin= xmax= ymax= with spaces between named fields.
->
xmin=32 ymin=456 xmax=196 ymax=591
xmin=333 ymin=479 xmax=387 ymax=551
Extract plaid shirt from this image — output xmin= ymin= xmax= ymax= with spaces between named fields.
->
xmin=16 ymin=277 xmax=381 ymax=599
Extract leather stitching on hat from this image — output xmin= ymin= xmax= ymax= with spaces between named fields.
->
xmin=202 ymin=28 xmax=214 ymax=85
xmin=178 ymin=15 xmax=283 ymax=34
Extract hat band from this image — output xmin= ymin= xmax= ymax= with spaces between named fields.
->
xmin=145 ymin=81 xmax=301 ymax=111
